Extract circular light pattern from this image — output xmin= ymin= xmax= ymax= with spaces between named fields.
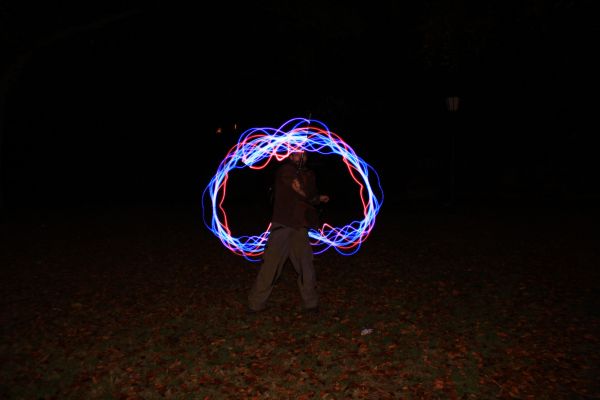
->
xmin=202 ymin=117 xmax=384 ymax=262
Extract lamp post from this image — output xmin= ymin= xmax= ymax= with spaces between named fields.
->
xmin=446 ymin=96 xmax=460 ymax=207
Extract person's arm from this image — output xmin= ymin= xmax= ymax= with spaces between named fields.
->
xmin=293 ymin=179 xmax=328 ymax=204
xmin=285 ymin=168 xmax=330 ymax=204
xmin=304 ymin=170 xmax=329 ymax=205
xmin=292 ymin=178 xmax=306 ymax=197
xmin=279 ymin=166 xmax=306 ymax=200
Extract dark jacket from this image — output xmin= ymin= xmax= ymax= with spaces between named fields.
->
xmin=271 ymin=160 xmax=321 ymax=229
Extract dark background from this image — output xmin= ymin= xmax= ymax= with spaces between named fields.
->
xmin=1 ymin=0 xmax=598 ymax=215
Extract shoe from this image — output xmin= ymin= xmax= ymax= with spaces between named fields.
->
xmin=303 ymin=306 xmax=319 ymax=315
xmin=246 ymin=306 xmax=265 ymax=315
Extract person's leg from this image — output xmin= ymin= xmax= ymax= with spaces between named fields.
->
xmin=248 ymin=225 xmax=291 ymax=311
xmin=289 ymin=228 xmax=318 ymax=310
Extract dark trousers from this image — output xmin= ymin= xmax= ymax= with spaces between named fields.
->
xmin=248 ymin=223 xmax=318 ymax=311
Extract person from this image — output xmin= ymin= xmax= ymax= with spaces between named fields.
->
xmin=248 ymin=150 xmax=329 ymax=313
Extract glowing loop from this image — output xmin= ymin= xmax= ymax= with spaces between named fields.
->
xmin=202 ymin=117 xmax=383 ymax=261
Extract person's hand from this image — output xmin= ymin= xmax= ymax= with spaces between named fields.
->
xmin=319 ymin=195 xmax=330 ymax=203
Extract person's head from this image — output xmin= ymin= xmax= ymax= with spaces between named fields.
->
xmin=289 ymin=150 xmax=306 ymax=166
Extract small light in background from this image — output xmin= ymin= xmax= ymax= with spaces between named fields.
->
xmin=215 ymin=122 xmax=239 ymax=135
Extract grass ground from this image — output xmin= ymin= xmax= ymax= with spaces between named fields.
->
xmin=1 ymin=202 xmax=599 ymax=399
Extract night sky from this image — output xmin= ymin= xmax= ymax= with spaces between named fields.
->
xmin=1 ymin=1 xmax=598 ymax=211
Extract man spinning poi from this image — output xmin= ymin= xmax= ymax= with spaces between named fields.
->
xmin=248 ymin=150 xmax=330 ymax=314
xmin=202 ymin=117 xmax=383 ymax=315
